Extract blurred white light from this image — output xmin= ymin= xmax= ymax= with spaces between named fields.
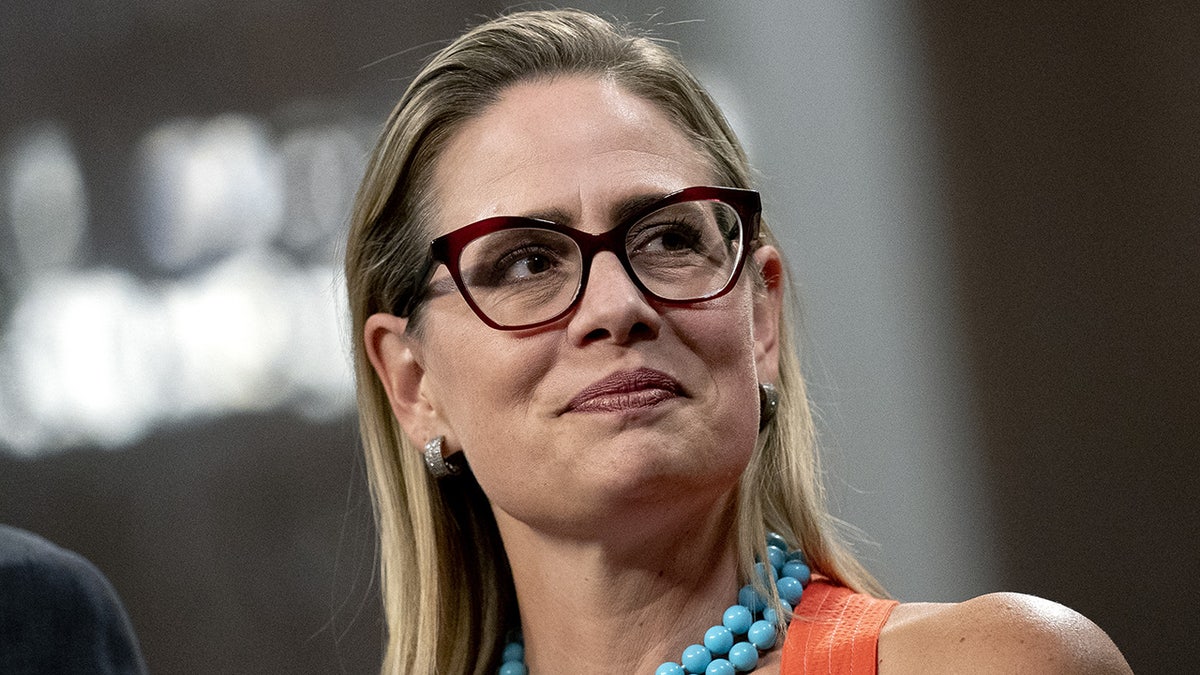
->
xmin=2 ymin=123 xmax=89 ymax=276
xmin=160 ymin=251 xmax=354 ymax=418
xmin=137 ymin=114 xmax=284 ymax=271
xmin=162 ymin=253 xmax=292 ymax=415
xmin=1 ymin=270 xmax=165 ymax=453
xmin=0 ymin=109 xmax=363 ymax=458
xmin=278 ymin=124 xmax=366 ymax=259
xmin=272 ymin=265 xmax=356 ymax=420
xmin=0 ymin=257 xmax=354 ymax=457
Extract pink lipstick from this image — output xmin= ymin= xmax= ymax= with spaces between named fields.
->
xmin=565 ymin=367 xmax=684 ymax=413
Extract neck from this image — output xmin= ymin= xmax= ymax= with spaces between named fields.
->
xmin=494 ymin=492 xmax=743 ymax=674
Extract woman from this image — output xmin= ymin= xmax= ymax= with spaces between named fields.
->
xmin=346 ymin=9 xmax=1130 ymax=674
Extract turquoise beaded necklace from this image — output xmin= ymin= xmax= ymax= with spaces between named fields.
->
xmin=497 ymin=533 xmax=811 ymax=675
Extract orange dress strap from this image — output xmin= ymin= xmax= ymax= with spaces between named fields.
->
xmin=779 ymin=577 xmax=899 ymax=675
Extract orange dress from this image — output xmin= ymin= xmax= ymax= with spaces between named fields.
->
xmin=780 ymin=578 xmax=899 ymax=674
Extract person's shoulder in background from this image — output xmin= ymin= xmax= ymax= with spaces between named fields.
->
xmin=882 ymin=592 xmax=1132 ymax=673
xmin=0 ymin=524 xmax=148 ymax=674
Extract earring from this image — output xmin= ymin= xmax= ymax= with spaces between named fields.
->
xmin=423 ymin=436 xmax=461 ymax=478
xmin=759 ymin=382 xmax=779 ymax=431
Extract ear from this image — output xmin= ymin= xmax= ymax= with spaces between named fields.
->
xmin=363 ymin=312 xmax=441 ymax=449
xmin=751 ymin=245 xmax=784 ymax=383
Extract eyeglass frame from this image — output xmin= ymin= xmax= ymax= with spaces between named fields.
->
xmin=396 ymin=185 xmax=763 ymax=331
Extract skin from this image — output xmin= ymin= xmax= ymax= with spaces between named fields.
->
xmin=364 ymin=75 xmax=1131 ymax=674
xmin=880 ymin=594 xmax=1132 ymax=673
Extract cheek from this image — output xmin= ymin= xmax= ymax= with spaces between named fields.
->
xmin=421 ymin=325 xmax=554 ymax=449
xmin=669 ymin=297 xmax=761 ymax=421
xmin=679 ymin=291 xmax=759 ymax=374
xmin=700 ymin=294 xmax=763 ymax=419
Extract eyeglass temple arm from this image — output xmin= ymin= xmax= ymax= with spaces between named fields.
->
xmin=395 ymin=252 xmax=440 ymax=318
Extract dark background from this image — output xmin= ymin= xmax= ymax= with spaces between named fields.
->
xmin=919 ymin=3 xmax=1199 ymax=672
xmin=2 ymin=1 xmax=1196 ymax=672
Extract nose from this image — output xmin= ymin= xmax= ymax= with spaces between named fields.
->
xmin=565 ymin=251 xmax=661 ymax=346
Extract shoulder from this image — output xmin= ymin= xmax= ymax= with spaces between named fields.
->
xmin=878 ymin=592 xmax=1131 ymax=674
xmin=0 ymin=525 xmax=148 ymax=673
xmin=0 ymin=524 xmax=107 ymax=598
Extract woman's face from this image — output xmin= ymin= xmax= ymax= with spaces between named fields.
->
xmin=370 ymin=75 xmax=782 ymax=537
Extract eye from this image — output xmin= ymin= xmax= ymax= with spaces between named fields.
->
xmin=494 ymin=245 xmax=560 ymax=282
xmin=460 ymin=228 xmax=579 ymax=290
xmin=654 ymin=223 xmax=704 ymax=252
xmin=628 ymin=219 xmax=706 ymax=256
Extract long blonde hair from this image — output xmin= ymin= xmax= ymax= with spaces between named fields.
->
xmin=344 ymin=9 xmax=884 ymax=674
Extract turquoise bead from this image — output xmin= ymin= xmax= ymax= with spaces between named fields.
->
xmin=776 ymin=576 xmax=804 ymax=605
xmin=722 ymin=604 xmax=752 ymax=635
xmin=782 ymin=560 xmax=811 ymax=584
xmin=501 ymin=641 xmax=524 ymax=663
xmin=705 ymin=658 xmax=735 ymax=675
xmin=765 ymin=545 xmax=786 ymax=572
xmin=498 ymin=662 xmax=527 ymax=675
xmin=763 ymin=606 xmax=778 ymax=625
xmin=766 ymin=532 xmax=788 ymax=551
xmin=496 ymin=536 xmax=808 ymax=673
xmin=682 ymin=644 xmax=712 ymax=673
xmin=762 ymin=598 xmax=792 ymax=625
xmin=703 ymin=625 xmax=733 ymax=655
xmin=737 ymin=584 xmax=766 ymax=612
xmin=754 ymin=561 xmax=778 ymax=584
xmin=748 ymin=620 xmax=777 ymax=650
xmin=728 ymin=642 xmax=758 ymax=671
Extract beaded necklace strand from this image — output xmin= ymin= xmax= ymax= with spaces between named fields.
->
xmin=497 ymin=533 xmax=811 ymax=675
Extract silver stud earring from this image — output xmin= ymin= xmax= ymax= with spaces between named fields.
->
xmin=423 ymin=436 xmax=461 ymax=478
xmin=758 ymin=382 xmax=779 ymax=431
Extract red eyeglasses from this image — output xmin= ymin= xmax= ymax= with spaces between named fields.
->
xmin=398 ymin=185 xmax=762 ymax=330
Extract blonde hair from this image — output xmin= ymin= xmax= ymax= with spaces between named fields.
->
xmin=344 ymin=9 xmax=884 ymax=674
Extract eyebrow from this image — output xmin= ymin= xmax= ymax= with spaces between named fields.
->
xmin=521 ymin=191 xmax=669 ymax=231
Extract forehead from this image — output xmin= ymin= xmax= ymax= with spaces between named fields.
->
xmin=430 ymin=75 xmax=714 ymax=234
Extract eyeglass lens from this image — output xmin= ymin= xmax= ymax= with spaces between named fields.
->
xmin=456 ymin=199 xmax=743 ymax=327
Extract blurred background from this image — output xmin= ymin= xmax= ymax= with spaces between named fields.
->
xmin=1 ymin=1 xmax=1195 ymax=672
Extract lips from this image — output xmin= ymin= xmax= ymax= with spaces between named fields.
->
xmin=564 ymin=367 xmax=685 ymax=413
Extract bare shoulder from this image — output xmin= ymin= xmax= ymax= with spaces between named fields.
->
xmin=877 ymin=592 xmax=1132 ymax=674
